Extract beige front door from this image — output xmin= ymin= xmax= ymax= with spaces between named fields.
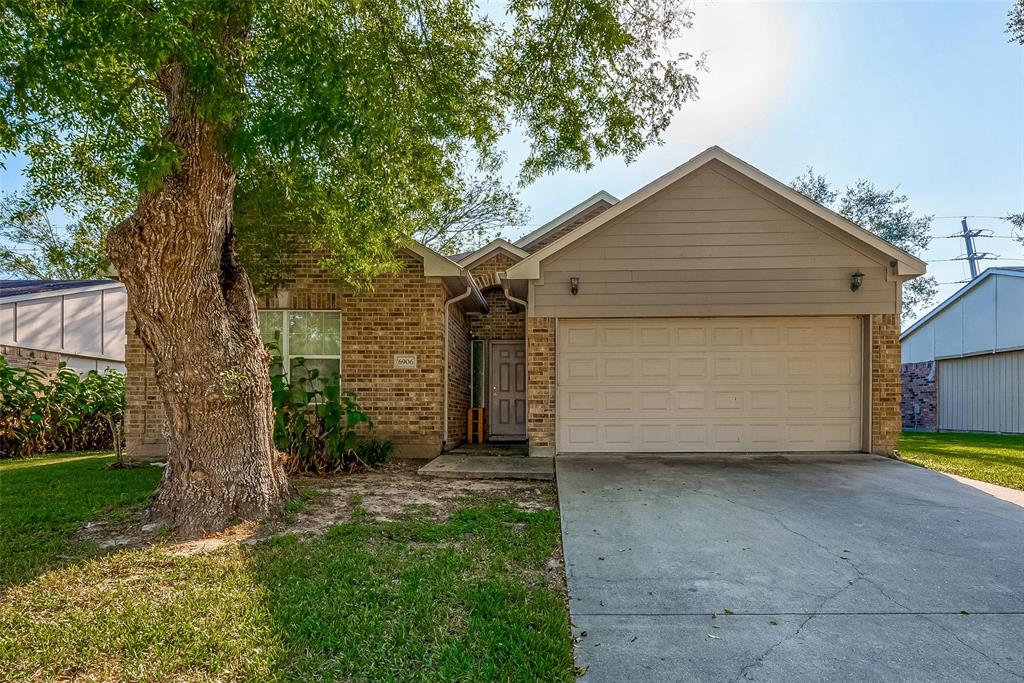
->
xmin=556 ymin=317 xmax=863 ymax=453
xmin=489 ymin=341 xmax=527 ymax=440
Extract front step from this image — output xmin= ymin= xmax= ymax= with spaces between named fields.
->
xmin=418 ymin=454 xmax=554 ymax=481
xmin=446 ymin=443 xmax=529 ymax=457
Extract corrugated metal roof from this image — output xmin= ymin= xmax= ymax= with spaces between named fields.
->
xmin=0 ymin=279 xmax=114 ymax=299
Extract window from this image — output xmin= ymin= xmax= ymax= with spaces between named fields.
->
xmin=258 ymin=310 xmax=342 ymax=389
xmin=470 ymin=340 xmax=486 ymax=408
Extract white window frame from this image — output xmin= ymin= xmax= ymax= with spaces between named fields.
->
xmin=259 ymin=309 xmax=343 ymax=382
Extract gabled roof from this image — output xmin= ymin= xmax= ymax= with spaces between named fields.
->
xmin=405 ymin=241 xmax=489 ymax=312
xmin=514 ymin=191 xmax=618 ymax=251
xmin=900 ymin=267 xmax=1024 ymax=340
xmin=506 ymin=146 xmax=928 ymax=280
xmin=452 ymin=238 xmax=529 ymax=268
xmin=0 ymin=279 xmax=122 ymax=303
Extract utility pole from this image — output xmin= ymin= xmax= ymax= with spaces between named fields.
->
xmin=960 ymin=217 xmax=982 ymax=279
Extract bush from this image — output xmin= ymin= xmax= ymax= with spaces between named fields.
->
xmin=0 ymin=357 xmax=125 ymax=459
xmin=270 ymin=356 xmax=388 ymax=475
xmin=354 ymin=438 xmax=393 ymax=467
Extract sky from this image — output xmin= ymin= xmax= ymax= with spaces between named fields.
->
xmin=1 ymin=0 xmax=1022 ymax=328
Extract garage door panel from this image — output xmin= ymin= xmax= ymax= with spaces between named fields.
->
xmin=556 ymin=317 xmax=862 ymax=453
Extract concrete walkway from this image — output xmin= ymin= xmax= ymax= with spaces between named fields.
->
xmin=557 ymin=453 xmax=1024 ymax=681
xmin=418 ymin=453 xmax=553 ymax=480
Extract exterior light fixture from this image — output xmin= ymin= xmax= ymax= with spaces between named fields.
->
xmin=570 ymin=276 xmax=580 ymax=296
xmin=850 ymin=270 xmax=865 ymax=292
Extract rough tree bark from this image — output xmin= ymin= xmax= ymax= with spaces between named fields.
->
xmin=108 ymin=56 xmax=293 ymax=537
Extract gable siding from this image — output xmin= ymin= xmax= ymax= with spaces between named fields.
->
xmin=532 ymin=166 xmax=898 ymax=318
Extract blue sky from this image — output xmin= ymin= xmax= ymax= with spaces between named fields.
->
xmin=2 ymin=1 xmax=1022 ymax=326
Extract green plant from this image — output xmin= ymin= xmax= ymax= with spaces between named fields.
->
xmin=355 ymin=439 xmax=393 ymax=467
xmin=269 ymin=355 xmax=373 ymax=475
xmin=0 ymin=357 xmax=124 ymax=458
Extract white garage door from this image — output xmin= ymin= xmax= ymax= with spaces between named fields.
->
xmin=557 ymin=317 xmax=863 ymax=453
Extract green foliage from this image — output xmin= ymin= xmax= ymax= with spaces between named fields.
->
xmin=354 ymin=438 xmax=394 ymax=467
xmin=0 ymin=193 xmax=112 ymax=279
xmin=0 ymin=357 xmax=125 ymax=459
xmin=791 ymin=168 xmax=938 ymax=321
xmin=269 ymin=355 xmax=388 ymax=474
xmin=1009 ymin=0 xmax=1024 ymax=44
xmin=0 ymin=0 xmax=700 ymax=289
xmin=1006 ymin=212 xmax=1024 ymax=246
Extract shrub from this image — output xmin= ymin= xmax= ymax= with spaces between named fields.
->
xmin=0 ymin=357 xmax=125 ymax=459
xmin=354 ymin=438 xmax=393 ymax=467
xmin=269 ymin=356 xmax=386 ymax=475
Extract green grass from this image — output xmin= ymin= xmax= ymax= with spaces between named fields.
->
xmin=0 ymin=454 xmax=573 ymax=682
xmin=899 ymin=431 xmax=1024 ymax=491
xmin=0 ymin=452 xmax=164 ymax=587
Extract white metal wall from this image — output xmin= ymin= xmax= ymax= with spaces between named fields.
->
xmin=938 ymin=350 xmax=1024 ymax=434
xmin=0 ymin=286 xmax=126 ymax=362
xmin=903 ymin=273 xmax=1024 ymax=363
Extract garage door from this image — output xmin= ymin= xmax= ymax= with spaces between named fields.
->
xmin=557 ymin=317 xmax=863 ymax=453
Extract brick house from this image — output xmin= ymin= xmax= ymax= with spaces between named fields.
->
xmin=126 ymin=146 xmax=925 ymax=459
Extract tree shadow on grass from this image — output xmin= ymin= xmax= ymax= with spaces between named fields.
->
xmin=0 ymin=497 xmax=574 ymax=682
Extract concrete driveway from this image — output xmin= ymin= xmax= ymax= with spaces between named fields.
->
xmin=557 ymin=453 xmax=1024 ymax=681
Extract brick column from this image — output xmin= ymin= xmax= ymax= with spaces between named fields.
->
xmin=526 ymin=317 xmax=556 ymax=456
xmin=870 ymin=313 xmax=902 ymax=456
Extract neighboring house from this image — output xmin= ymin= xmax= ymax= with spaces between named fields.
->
xmin=125 ymin=146 xmax=925 ymax=460
xmin=900 ymin=267 xmax=1024 ymax=434
xmin=0 ymin=279 xmax=127 ymax=373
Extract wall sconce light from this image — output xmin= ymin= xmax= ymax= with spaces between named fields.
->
xmin=850 ymin=270 xmax=865 ymax=292
xmin=570 ymin=276 xmax=580 ymax=296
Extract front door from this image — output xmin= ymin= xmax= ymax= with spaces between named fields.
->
xmin=489 ymin=341 xmax=527 ymax=440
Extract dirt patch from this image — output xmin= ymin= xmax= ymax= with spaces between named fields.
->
xmin=75 ymin=460 xmax=557 ymax=556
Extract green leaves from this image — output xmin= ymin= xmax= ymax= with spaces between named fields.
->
xmin=267 ymin=353 xmax=382 ymax=475
xmin=1 ymin=0 xmax=700 ymax=289
xmin=791 ymin=168 xmax=938 ymax=321
xmin=0 ymin=357 xmax=124 ymax=458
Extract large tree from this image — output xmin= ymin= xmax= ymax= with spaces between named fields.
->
xmin=0 ymin=1 xmax=700 ymax=535
xmin=791 ymin=169 xmax=937 ymax=321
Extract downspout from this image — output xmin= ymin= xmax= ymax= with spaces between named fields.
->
xmin=497 ymin=271 xmax=528 ymax=311
xmin=443 ymin=284 xmax=473 ymax=452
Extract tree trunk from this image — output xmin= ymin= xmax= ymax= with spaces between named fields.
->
xmin=108 ymin=59 xmax=292 ymax=537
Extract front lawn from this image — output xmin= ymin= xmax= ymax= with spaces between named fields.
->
xmin=0 ymin=455 xmax=573 ymax=682
xmin=0 ymin=452 xmax=164 ymax=587
xmin=898 ymin=431 xmax=1024 ymax=491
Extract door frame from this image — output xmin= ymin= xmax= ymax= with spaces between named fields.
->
xmin=488 ymin=339 xmax=527 ymax=441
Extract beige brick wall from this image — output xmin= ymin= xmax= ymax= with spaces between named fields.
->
xmin=526 ymin=316 xmax=556 ymax=455
xmin=470 ymin=288 xmax=525 ymax=343
xmin=446 ymin=303 xmax=470 ymax=448
xmin=468 ymin=251 xmax=519 ymax=290
xmin=870 ymin=313 xmax=902 ymax=456
xmin=126 ymin=249 xmax=460 ymax=460
xmin=0 ymin=344 xmax=62 ymax=372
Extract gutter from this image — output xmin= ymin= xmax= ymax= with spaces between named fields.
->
xmin=442 ymin=284 xmax=473 ymax=451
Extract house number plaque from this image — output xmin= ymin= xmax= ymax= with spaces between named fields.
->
xmin=394 ymin=354 xmax=417 ymax=369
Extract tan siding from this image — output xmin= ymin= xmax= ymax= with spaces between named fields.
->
xmin=938 ymin=350 xmax=1024 ymax=434
xmin=533 ymin=167 xmax=898 ymax=318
